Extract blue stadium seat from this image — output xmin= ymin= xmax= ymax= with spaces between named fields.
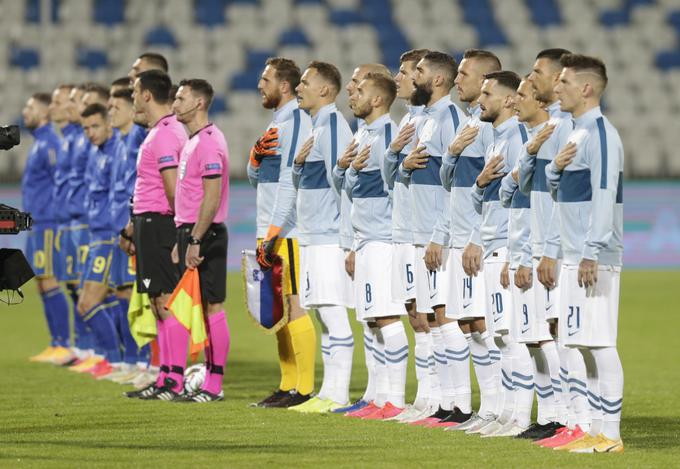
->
xmin=194 ymin=0 xmax=227 ymax=26
xmin=76 ymin=49 xmax=109 ymax=71
xmin=279 ymin=28 xmax=311 ymax=47
xmin=329 ymin=9 xmax=364 ymax=27
xmin=600 ymin=9 xmax=631 ymax=28
xmin=655 ymin=50 xmax=680 ymax=70
xmin=209 ymin=95 xmax=228 ymax=117
xmin=10 ymin=47 xmax=40 ymax=71
xmin=93 ymin=0 xmax=125 ymax=26
xmin=25 ymin=0 xmax=61 ymax=23
xmin=668 ymin=10 xmax=680 ymax=30
xmin=246 ymin=49 xmax=275 ymax=71
xmin=25 ymin=0 xmax=40 ymax=23
xmin=144 ymin=26 xmax=179 ymax=48
xmin=230 ymin=70 xmax=261 ymax=91
xmin=295 ymin=0 xmax=324 ymax=4
xmin=525 ymin=0 xmax=562 ymax=27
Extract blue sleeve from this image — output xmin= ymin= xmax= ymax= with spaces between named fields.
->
xmin=517 ymin=146 xmax=535 ymax=195
xmin=582 ymin=124 xmax=622 ymax=261
xmin=440 ymin=152 xmax=457 ymax=192
xmin=471 ymin=182 xmax=484 ymax=215
xmin=545 ymin=160 xmax=561 ymax=201
xmin=384 ymin=149 xmax=399 ymax=190
xmin=499 ymin=171 xmax=517 ymax=209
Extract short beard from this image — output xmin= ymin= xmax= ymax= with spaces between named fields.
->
xmin=479 ymin=109 xmax=498 ymax=123
xmin=410 ymin=82 xmax=432 ymax=107
xmin=262 ymin=91 xmax=282 ymax=110
xmin=353 ymin=103 xmax=371 ymax=120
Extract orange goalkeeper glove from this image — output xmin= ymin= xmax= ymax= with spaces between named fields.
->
xmin=256 ymin=225 xmax=281 ymax=270
xmin=249 ymin=127 xmax=279 ymax=168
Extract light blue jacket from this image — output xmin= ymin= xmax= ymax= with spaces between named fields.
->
xmin=546 ymin=106 xmax=623 ymax=266
xmin=471 ymin=116 xmax=528 ymax=257
xmin=338 ymin=113 xmax=397 ymax=251
xmin=247 ymin=99 xmax=313 ymax=238
xmin=517 ymin=101 xmax=572 ymax=259
xmin=292 ymin=103 xmax=353 ymax=246
xmin=500 ymin=155 xmax=532 ymax=269
xmin=400 ymin=96 xmax=466 ymax=246
xmin=384 ymin=104 xmax=425 ymax=244
xmin=440 ymin=104 xmax=494 ymax=249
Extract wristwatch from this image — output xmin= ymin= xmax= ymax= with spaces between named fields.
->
xmin=188 ymin=236 xmax=202 ymax=245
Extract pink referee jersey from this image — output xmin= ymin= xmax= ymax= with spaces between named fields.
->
xmin=132 ymin=114 xmax=187 ymax=215
xmin=175 ymin=123 xmax=229 ymax=226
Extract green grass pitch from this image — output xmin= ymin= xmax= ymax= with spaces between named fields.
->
xmin=0 ymin=271 xmax=679 ymax=468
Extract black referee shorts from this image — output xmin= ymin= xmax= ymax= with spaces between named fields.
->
xmin=177 ymin=223 xmax=228 ymax=304
xmin=132 ymin=213 xmax=179 ymax=296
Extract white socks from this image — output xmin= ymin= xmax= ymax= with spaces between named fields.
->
xmin=495 ymin=334 xmax=516 ymax=423
xmin=541 ymin=340 xmax=567 ymax=424
xmin=413 ymin=331 xmax=432 ymax=410
xmin=468 ymin=331 xmax=498 ymax=419
xmin=529 ymin=346 xmax=557 ymax=425
xmin=317 ymin=306 xmax=354 ymax=405
xmin=372 ymin=327 xmax=389 ymax=407
xmin=580 ymin=348 xmax=602 ymax=437
xmin=511 ymin=341 xmax=534 ymax=429
xmin=591 ymin=346 xmax=624 ymax=440
xmin=431 ymin=326 xmax=453 ymax=410
xmin=440 ymin=321 xmax=471 ymax=413
xmin=567 ymin=345 xmax=591 ymax=432
xmin=361 ymin=322 xmax=377 ymax=403
xmin=381 ymin=321 xmax=408 ymax=409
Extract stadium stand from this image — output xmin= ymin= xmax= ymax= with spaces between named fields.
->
xmin=1 ymin=0 xmax=679 ymax=179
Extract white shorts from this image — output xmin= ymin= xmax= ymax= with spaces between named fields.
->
xmin=559 ymin=264 xmax=621 ymax=348
xmin=414 ymin=245 xmax=449 ymax=313
xmin=391 ymin=243 xmax=416 ymax=304
xmin=299 ymin=244 xmax=353 ymax=309
xmin=355 ymin=241 xmax=407 ymax=321
xmin=483 ymin=247 xmax=512 ymax=335
xmin=510 ymin=268 xmax=552 ymax=344
xmin=533 ymin=257 xmax=562 ymax=321
xmin=445 ymin=247 xmax=486 ymax=320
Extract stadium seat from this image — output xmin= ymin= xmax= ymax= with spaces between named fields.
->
xmin=3 ymin=0 xmax=679 ymax=179
xmin=76 ymin=48 xmax=109 ymax=71
xmin=144 ymin=26 xmax=179 ymax=48
xmin=10 ymin=47 xmax=40 ymax=71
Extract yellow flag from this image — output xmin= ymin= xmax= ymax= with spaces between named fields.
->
xmin=127 ymin=282 xmax=156 ymax=347
xmin=166 ymin=268 xmax=208 ymax=346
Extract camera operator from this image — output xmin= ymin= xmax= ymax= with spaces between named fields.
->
xmin=22 ymin=93 xmax=72 ymax=364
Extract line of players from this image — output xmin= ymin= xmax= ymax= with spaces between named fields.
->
xmin=249 ymin=48 xmax=624 ymax=454
xmin=23 ymin=53 xmax=233 ymax=402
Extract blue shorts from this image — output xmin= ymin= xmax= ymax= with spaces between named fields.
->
xmin=25 ymin=224 xmax=56 ymax=278
xmin=54 ymin=222 xmax=86 ymax=283
xmin=72 ymin=224 xmax=90 ymax=278
xmin=80 ymin=233 xmax=115 ymax=288
xmin=110 ymin=246 xmax=135 ymax=289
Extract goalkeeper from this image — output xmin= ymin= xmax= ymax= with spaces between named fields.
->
xmin=247 ymin=58 xmax=315 ymax=408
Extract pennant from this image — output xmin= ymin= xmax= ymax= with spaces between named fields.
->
xmin=241 ymin=249 xmax=289 ymax=334
xmin=127 ymin=281 xmax=156 ymax=347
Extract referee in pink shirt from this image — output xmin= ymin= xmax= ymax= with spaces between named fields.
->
xmin=171 ymin=79 xmax=231 ymax=402
xmin=123 ymin=70 xmax=189 ymax=400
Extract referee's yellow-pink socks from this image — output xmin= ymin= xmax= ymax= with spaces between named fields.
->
xmin=287 ymin=314 xmax=317 ymax=396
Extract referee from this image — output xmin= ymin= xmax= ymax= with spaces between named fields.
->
xmin=172 ymin=79 xmax=231 ymax=403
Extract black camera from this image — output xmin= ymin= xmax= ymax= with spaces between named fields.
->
xmin=0 ymin=125 xmax=20 ymax=150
